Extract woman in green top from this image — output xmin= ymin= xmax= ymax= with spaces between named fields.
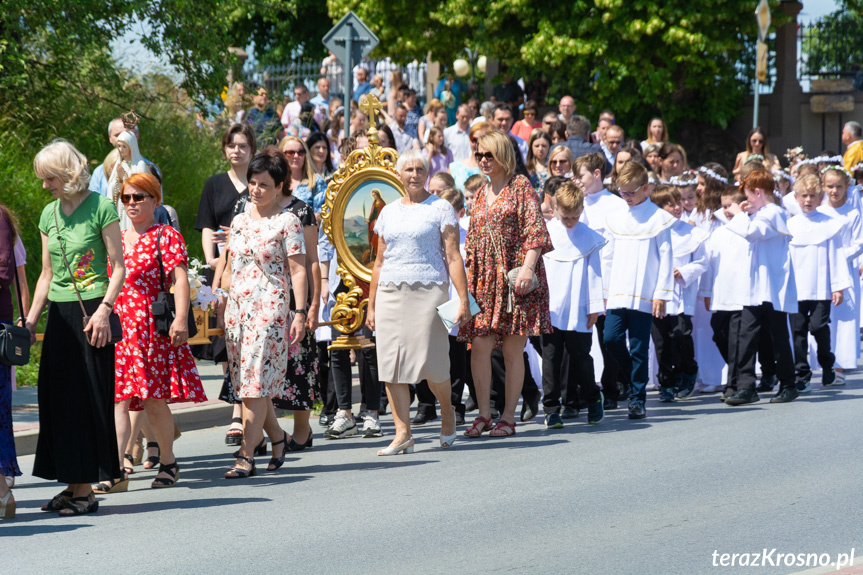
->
xmin=26 ymin=139 xmax=126 ymax=516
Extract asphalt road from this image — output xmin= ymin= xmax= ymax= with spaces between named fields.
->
xmin=3 ymin=378 xmax=862 ymax=575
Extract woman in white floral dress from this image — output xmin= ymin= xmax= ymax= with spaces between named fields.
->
xmin=221 ymin=152 xmax=308 ymax=478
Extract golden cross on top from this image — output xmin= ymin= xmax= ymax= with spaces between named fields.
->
xmin=359 ymin=94 xmax=383 ymax=124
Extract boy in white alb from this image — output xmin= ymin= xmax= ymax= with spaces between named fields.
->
xmin=787 ymin=174 xmax=850 ymax=390
xmin=724 ymin=169 xmax=798 ymax=405
xmin=648 ymin=186 xmax=708 ymax=401
xmin=575 ymin=152 xmax=628 ymax=410
xmin=602 ymin=162 xmax=675 ymax=419
xmin=540 ymin=181 xmax=607 ymax=429
xmin=700 ymin=188 xmax=753 ymax=399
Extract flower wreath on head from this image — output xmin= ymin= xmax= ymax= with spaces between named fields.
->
xmin=744 ymin=154 xmax=765 ymax=165
xmin=821 ymin=165 xmax=853 ymax=179
xmin=698 ymin=166 xmax=728 ymax=185
xmin=851 ymin=163 xmax=863 ymax=174
xmin=772 ymin=169 xmax=794 ymax=184
xmin=668 ymin=170 xmax=698 ymax=187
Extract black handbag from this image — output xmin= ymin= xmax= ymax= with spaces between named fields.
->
xmin=152 ymin=225 xmax=197 ymax=338
xmin=53 ymin=204 xmax=122 ymax=346
xmin=0 ymin=271 xmax=31 ymax=366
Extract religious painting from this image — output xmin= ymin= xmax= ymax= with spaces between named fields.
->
xmin=342 ymin=178 xmax=403 ymax=266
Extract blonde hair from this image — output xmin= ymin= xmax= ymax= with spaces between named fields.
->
xmin=794 ymin=174 xmax=821 ymax=196
xmin=464 ymin=174 xmax=486 ymax=194
xmin=33 ymin=139 xmax=90 ymax=199
xmin=103 ymin=148 xmax=120 ymax=181
xmin=554 ymin=181 xmax=584 ymax=214
xmin=477 ymin=131 xmax=516 ymax=179
xmin=617 ymin=161 xmax=648 ymax=188
xmin=278 ymin=135 xmax=316 ymax=185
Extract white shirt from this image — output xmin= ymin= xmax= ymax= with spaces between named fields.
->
xmin=374 ymin=195 xmax=458 ymax=286
xmin=725 ymin=202 xmax=797 ymax=313
xmin=782 ymin=193 xmax=802 ymax=216
xmin=281 ymin=101 xmax=301 ymax=128
xmin=788 ymin=210 xmax=851 ymax=300
xmin=700 ymin=219 xmax=753 ymax=312
xmin=581 ymin=188 xmax=627 ymax=293
xmin=603 ymin=200 xmax=676 ymax=313
xmin=444 ymin=124 xmax=471 ymax=163
xmin=600 ymin=140 xmax=615 ymax=167
xmin=543 ymin=219 xmax=606 ymax=332
xmin=667 ymin=220 xmax=708 ymax=316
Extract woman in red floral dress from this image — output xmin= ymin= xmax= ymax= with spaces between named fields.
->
xmin=458 ymin=130 xmax=552 ymax=438
xmin=103 ymin=173 xmax=206 ymax=492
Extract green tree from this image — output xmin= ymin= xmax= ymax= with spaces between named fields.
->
xmin=801 ymin=0 xmax=863 ymax=80
xmin=328 ymin=0 xmax=779 ymax=129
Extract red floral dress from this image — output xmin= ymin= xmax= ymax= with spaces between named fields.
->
xmin=114 ymin=224 xmax=206 ymax=410
xmin=458 ymin=174 xmax=553 ymax=348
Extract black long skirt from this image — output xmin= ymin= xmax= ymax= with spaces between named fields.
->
xmin=33 ymin=300 xmax=121 ymax=484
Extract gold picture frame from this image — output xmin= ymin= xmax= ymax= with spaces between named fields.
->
xmin=320 ymin=94 xmax=404 ymax=349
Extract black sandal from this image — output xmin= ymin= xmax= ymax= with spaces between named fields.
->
xmin=232 ymin=436 xmax=266 ymax=458
xmin=268 ymin=431 xmax=289 ymax=471
xmin=225 ymin=417 xmax=243 ymax=446
xmin=224 ymin=456 xmax=256 ymax=479
xmin=41 ymin=490 xmax=72 ymax=512
xmin=143 ymin=442 xmax=160 ymax=470
xmin=58 ymin=492 xmax=99 ymax=516
xmin=151 ymin=461 xmax=180 ymax=488
xmin=123 ymin=453 xmax=136 ymax=475
xmin=286 ymin=429 xmax=313 ymax=452
xmin=93 ymin=475 xmax=129 ymax=494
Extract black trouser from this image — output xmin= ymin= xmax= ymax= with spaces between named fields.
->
xmin=735 ymin=303 xmax=795 ymax=392
xmin=758 ymin=317 xmax=777 ymax=379
xmin=711 ymin=310 xmax=741 ymax=389
xmin=331 ymin=327 xmax=381 ymax=412
xmin=317 ymin=341 xmax=338 ymax=416
xmin=790 ymin=300 xmax=834 ymax=383
xmin=491 ymin=349 xmax=539 ymax=412
xmin=541 ymin=328 xmax=599 ymax=413
xmin=595 ymin=314 xmax=626 ymax=400
xmin=650 ymin=313 xmax=697 ymax=388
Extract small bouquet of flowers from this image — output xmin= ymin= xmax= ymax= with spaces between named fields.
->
xmin=171 ymin=258 xmax=219 ymax=312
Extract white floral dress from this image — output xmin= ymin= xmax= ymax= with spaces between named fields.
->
xmin=225 ymin=211 xmax=305 ymax=398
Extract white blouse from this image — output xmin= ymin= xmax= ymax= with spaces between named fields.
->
xmin=374 ymin=194 xmax=458 ymax=286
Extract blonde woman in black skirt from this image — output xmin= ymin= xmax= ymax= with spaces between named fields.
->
xmin=27 ymin=140 xmax=126 ymax=516
xmin=366 ymin=150 xmax=471 ymax=455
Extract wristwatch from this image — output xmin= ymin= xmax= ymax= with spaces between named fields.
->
xmin=295 ymin=308 xmax=308 ymax=316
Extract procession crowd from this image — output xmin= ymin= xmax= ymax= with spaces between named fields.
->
xmin=2 ymin=66 xmax=863 ymax=520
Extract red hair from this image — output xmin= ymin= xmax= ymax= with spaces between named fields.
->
xmin=740 ymin=168 xmax=775 ymax=197
xmin=122 ymin=172 xmax=162 ymax=203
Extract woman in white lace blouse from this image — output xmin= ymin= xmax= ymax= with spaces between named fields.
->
xmin=366 ymin=150 xmax=471 ymax=455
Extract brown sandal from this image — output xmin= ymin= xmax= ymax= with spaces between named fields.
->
xmin=488 ymin=420 xmax=516 ymax=438
xmin=464 ymin=416 xmax=493 ymax=438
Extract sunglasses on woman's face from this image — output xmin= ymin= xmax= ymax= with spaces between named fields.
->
xmin=284 ymin=149 xmax=306 ymax=157
xmin=121 ymin=193 xmax=151 ymax=204
xmin=475 ymin=152 xmax=495 ymax=163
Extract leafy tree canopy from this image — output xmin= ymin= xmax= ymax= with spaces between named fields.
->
xmin=328 ymin=0 xmax=787 ymax=129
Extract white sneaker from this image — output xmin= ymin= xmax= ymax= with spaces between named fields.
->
xmin=362 ymin=413 xmax=382 ymax=438
xmin=324 ymin=413 xmax=357 ymax=439
xmin=699 ymin=385 xmax=722 ymax=394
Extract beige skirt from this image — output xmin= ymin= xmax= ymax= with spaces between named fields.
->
xmin=375 ymin=282 xmax=450 ymax=384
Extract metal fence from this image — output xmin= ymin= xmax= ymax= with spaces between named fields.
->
xmin=798 ymin=18 xmax=863 ymax=90
xmin=244 ymin=58 xmax=428 ymax=103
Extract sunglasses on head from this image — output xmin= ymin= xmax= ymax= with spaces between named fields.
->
xmin=475 ymin=152 xmax=495 ymax=163
xmin=121 ymin=193 xmax=151 ymax=204
xmin=284 ymin=149 xmax=306 ymax=157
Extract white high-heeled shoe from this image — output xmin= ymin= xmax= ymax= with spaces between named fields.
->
xmin=377 ymin=436 xmax=414 ymax=456
xmin=440 ymin=407 xmax=457 ymax=448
